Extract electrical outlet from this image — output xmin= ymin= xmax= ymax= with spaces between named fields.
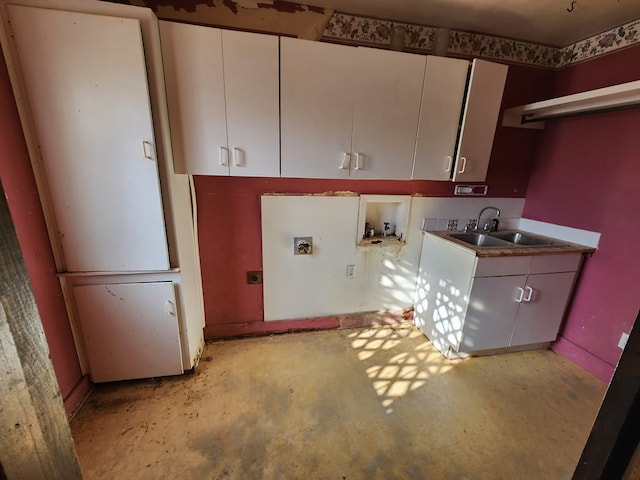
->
xmin=618 ymin=332 xmax=629 ymax=349
xmin=346 ymin=265 xmax=356 ymax=279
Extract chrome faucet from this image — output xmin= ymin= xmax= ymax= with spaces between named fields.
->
xmin=475 ymin=206 xmax=501 ymax=232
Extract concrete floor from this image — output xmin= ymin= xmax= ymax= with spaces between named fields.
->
xmin=71 ymin=324 xmax=607 ymax=479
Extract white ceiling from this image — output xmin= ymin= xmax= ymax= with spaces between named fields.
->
xmin=290 ymin=0 xmax=640 ymax=47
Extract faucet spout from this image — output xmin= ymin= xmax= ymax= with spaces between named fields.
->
xmin=476 ymin=206 xmax=501 ymax=232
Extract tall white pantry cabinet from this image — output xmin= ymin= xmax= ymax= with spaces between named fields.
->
xmin=0 ymin=1 xmax=205 ymax=382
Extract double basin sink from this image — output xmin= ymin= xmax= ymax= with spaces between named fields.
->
xmin=448 ymin=230 xmax=560 ymax=248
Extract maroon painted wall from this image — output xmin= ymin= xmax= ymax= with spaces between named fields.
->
xmin=0 ymin=52 xmax=87 ymax=414
xmin=523 ymin=46 xmax=640 ymax=382
xmin=198 ymin=64 xmax=553 ymax=338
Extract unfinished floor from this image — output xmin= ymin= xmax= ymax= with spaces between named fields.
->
xmin=70 ymin=324 xmax=607 ymax=479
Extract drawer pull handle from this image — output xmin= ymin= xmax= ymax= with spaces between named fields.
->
xmin=142 ymin=140 xmax=155 ymax=161
xmin=219 ymin=146 xmax=229 ymax=166
xmin=445 ymin=156 xmax=452 ymax=172
xmin=164 ymin=300 xmax=176 ymax=316
xmin=458 ymin=156 xmax=467 ymax=174
xmin=354 ymin=152 xmax=362 ymax=170
xmin=339 ymin=153 xmax=351 ymax=170
xmin=524 ymin=286 xmax=534 ymax=302
xmin=233 ymin=147 xmax=243 ymax=167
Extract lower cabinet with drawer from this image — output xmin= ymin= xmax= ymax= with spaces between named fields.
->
xmin=414 ymin=232 xmax=583 ymax=358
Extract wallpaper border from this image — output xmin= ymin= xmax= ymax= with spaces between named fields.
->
xmin=322 ymin=12 xmax=640 ymax=68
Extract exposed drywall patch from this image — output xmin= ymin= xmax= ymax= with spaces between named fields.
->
xmin=262 ymin=191 xmax=359 ymax=197
xmin=223 ymin=0 xmax=238 ymax=14
xmin=120 ymin=0 xmax=333 ymax=40
xmin=122 ymin=0 xmax=216 ymax=13
xmin=258 ymin=1 xmax=325 ymax=15
xmin=116 ymin=0 xmax=324 ymax=16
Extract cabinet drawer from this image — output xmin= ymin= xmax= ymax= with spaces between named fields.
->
xmin=475 ymin=256 xmax=531 ymax=277
xmin=529 ymin=253 xmax=581 ymax=274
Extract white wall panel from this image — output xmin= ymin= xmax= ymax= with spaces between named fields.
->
xmin=262 ymin=196 xmax=360 ymax=321
xmin=262 ymin=196 xmax=526 ymax=321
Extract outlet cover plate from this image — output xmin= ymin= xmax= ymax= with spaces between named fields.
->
xmin=618 ymin=332 xmax=629 ymax=349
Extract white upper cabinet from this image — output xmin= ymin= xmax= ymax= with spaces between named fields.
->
xmin=9 ymin=6 xmax=170 ymax=272
xmin=280 ymin=38 xmax=356 ymax=179
xmin=452 ymin=59 xmax=508 ymax=182
xmin=280 ymin=38 xmax=425 ymax=179
xmin=350 ymin=47 xmax=425 ymax=179
xmin=222 ymin=30 xmax=280 ymax=177
xmin=160 ymin=22 xmax=280 ymax=177
xmin=160 ymin=22 xmax=228 ymax=175
xmin=413 ymin=56 xmax=469 ymax=180
xmin=413 ymin=57 xmax=508 ymax=181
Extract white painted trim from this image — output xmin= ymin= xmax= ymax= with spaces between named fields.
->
xmin=502 ymin=80 xmax=640 ymax=128
xmin=517 ymin=218 xmax=600 ymax=248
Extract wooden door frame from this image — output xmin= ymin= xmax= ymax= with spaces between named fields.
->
xmin=573 ymin=310 xmax=640 ymax=479
xmin=0 ymin=180 xmax=82 ymax=478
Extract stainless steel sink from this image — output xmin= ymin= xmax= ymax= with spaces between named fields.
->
xmin=446 ymin=230 xmax=563 ymax=248
xmin=489 ymin=231 xmax=557 ymax=246
xmin=448 ymin=233 xmax=513 ymax=247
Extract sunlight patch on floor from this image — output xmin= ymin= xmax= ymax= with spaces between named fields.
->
xmin=349 ymin=326 xmax=456 ymax=413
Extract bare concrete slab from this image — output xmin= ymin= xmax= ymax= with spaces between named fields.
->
xmin=71 ymin=325 xmax=606 ymax=479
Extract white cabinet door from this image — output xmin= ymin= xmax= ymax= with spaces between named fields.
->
xmin=222 ymin=30 xmax=280 ymax=177
xmin=414 ymin=233 xmax=478 ymax=356
xmin=510 ymin=272 xmax=576 ymax=346
xmin=413 ymin=56 xmax=469 ymax=180
xmin=453 ymin=59 xmax=508 ymax=182
xmin=160 ymin=22 xmax=228 ymax=175
xmin=351 ymin=47 xmax=425 ymax=179
xmin=280 ymin=38 xmax=356 ymax=179
xmin=9 ymin=6 xmax=170 ymax=272
xmin=462 ymin=275 xmax=524 ymax=351
xmin=74 ymin=282 xmax=183 ymax=382
xmin=160 ymin=22 xmax=279 ymax=177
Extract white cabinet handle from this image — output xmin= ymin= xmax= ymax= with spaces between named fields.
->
xmin=232 ymin=147 xmax=243 ymax=167
xmin=458 ymin=156 xmax=467 ymax=173
xmin=515 ymin=287 xmax=525 ymax=303
xmin=142 ymin=140 xmax=155 ymax=161
xmin=164 ymin=300 xmax=176 ymax=317
xmin=524 ymin=286 xmax=534 ymax=302
xmin=354 ymin=153 xmax=362 ymax=170
xmin=339 ymin=153 xmax=351 ymax=170
xmin=445 ymin=156 xmax=452 ymax=172
xmin=219 ymin=146 xmax=229 ymax=167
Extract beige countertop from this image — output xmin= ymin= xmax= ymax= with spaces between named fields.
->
xmin=424 ymin=230 xmax=596 ymax=258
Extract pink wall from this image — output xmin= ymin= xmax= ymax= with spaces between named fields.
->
xmin=523 ymin=46 xmax=640 ymax=382
xmin=198 ymin=64 xmax=552 ymax=338
xmin=0 ymin=52 xmax=88 ymax=415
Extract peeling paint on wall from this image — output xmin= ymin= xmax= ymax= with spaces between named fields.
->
xmin=261 ymin=1 xmax=325 ymax=15
xmin=108 ymin=0 xmax=331 ymax=40
xmin=117 ymin=0 xmax=324 ymax=15
xmin=262 ymin=191 xmax=359 ymax=197
xmin=116 ymin=0 xmax=216 ymax=13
